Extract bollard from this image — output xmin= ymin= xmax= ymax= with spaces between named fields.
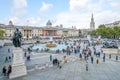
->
xmin=35 ymin=64 xmax=38 ymax=70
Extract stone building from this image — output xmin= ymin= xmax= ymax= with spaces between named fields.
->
xmin=0 ymin=20 xmax=79 ymax=39
xmin=105 ymin=21 xmax=120 ymax=28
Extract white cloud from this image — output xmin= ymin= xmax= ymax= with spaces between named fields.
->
xmin=55 ymin=9 xmax=120 ymax=29
xmin=55 ymin=12 xmax=91 ymax=29
xmin=40 ymin=2 xmax=53 ymax=12
xmin=110 ymin=2 xmax=118 ymax=7
xmin=3 ymin=0 xmax=120 ymax=29
xmin=9 ymin=0 xmax=28 ymax=25
xmin=26 ymin=17 xmax=41 ymax=26
xmin=52 ymin=0 xmax=120 ymax=29
xmin=10 ymin=0 xmax=28 ymax=21
xmin=13 ymin=0 xmax=27 ymax=9
xmin=109 ymin=0 xmax=120 ymax=8
xmin=0 ymin=20 xmax=2 ymax=23
xmin=11 ymin=9 xmax=28 ymax=17
xmin=95 ymin=10 xmax=120 ymax=25
xmin=69 ymin=0 xmax=89 ymax=10
xmin=69 ymin=0 xmax=106 ymax=12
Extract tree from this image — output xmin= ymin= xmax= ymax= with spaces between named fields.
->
xmin=90 ymin=24 xmax=120 ymax=39
xmin=106 ymin=27 xmax=114 ymax=38
xmin=0 ymin=27 xmax=5 ymax=39
xmin=113 ymin=26 xmax=120 ymax=39
xmin=90 ymin=30 xmax=97 ymax=36
xmin=98 ymin=24 xmax=106 ymax=28
xmin=96 ymin=25 xmax=107 ymax=37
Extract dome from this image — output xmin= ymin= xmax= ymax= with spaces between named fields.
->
xmin=9 ymin=20 xmax=13 ymax=25
xmin=46 ymin=20 xmax=52 ymax=26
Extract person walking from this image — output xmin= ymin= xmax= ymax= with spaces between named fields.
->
xmin=93 ymin=46 xmax=96 ymax=55
xmin=58 ymin=60 xmax=62 ymax=69
xmin=24 ymin=52 xmax=27 ymax=57
xmin=8 ymin=48 xmax=10 ymax=53
xmin=64 ymin=56 xmax=67 ymax=63
xmin=98 ymin=52 xmax=100 ymax=57
xmin=79 ymin=53 xmax=82 ymax=60
xmin=7 ymin=65 xmax=12 ymax=78
xmin=50 ymin=54 xmax=52 ymax=62
xmin=116 ymin=55 xmax=118 ymax=61
xmin=5 ymin=56 xmax=8 ymax=63
xmin=91 ymin=56 xmax=94 ymax=64
xmin=9 ymin=56 xmax=11 ymax=62
xmin=109 ymin=54 xmax=111 ymax=59
xmin=88 ymin=49 xmax=92 ymax=56
xmin=103 ymin=55 xmax=105 ymax=62
xmin=27 ymin=53 xmax=30 ymax=61
xmin=86 ymin=62 xmax=88 ymax=71
xmin=2 ymin=66 xmax=7 ymax=76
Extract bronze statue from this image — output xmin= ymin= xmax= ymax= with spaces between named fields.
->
xmin=12 ymin=28 xmax=22 ymax=47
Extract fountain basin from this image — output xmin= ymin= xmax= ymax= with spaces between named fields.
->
xmin=32 ymin=44 xmax=70 ymax=51
xmin=46 ymin=44 xmax=56 ymax=47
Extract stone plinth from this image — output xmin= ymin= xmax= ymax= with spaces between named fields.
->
xmin=10 ymin=48 xmax=27 ymax=79
xmin=102 ymin=48 xmax=119 ymax=54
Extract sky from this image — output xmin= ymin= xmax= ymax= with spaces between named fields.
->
xmin=0 ymin=0 xmax=120 ymax=29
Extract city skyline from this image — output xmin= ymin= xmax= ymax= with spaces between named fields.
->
xmin=0 ymin=0 xmax=120 ymax=29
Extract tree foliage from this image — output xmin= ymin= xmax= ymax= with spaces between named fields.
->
xmin=0 ymin=27 xmax=5 ymax=39
xmin=90 ymin=24 xmax=120 ymax=38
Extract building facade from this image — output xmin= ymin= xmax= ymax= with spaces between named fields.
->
xmin=0 ymin=20 xmax=79 ymax=39
xmin=105 ymin=21 xmax=120 ymax=28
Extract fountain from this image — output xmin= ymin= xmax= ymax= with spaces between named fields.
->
xmin=31 ymin=37 xmax=70 ymax=51
xmin=46 ymin=37 xmax=56 ymax=47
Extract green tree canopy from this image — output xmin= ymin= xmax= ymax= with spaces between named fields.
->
xmin=90 ymin=24 xmax=120 ymax=39
xmin=0 ymin=27 xmax=5 ymax=39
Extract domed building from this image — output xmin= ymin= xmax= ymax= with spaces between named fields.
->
xmin=9 ymin=20 xmax=13 ymax=26
xmin=0 ymin=20 xmax=79 ymax=39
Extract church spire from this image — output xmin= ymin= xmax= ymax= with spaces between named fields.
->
xmin=90 ymin=13 xmax=95 ymax=31
xmin=91 ymin=13 xmax=94 ymax=20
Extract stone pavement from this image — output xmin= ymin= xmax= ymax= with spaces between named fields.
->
xmin=11 ymin=57 xmax=120 ymax=80
xmin=1 ymin=44 xmax=120 ymax=80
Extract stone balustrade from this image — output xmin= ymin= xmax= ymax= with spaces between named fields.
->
xmin=102 ymin=48 xmax=120 ymax=54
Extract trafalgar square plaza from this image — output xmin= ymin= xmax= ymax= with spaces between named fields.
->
xmin=0 ymin=0 xmax=120 ymax=80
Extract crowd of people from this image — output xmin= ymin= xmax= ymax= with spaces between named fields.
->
xmin=26 ymin=39 xmax=120 ymax=71
xmin=1 ymin=38 xmax=119 ymax=79
xmin=46 ymin=39 xmax=119 ymax=71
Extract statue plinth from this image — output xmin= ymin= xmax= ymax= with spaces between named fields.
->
xmin=10 ymin=47 xmax=27 ymax=79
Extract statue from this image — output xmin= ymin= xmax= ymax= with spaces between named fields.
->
xmin=12 ymin=28 xmax=22 ymax=47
